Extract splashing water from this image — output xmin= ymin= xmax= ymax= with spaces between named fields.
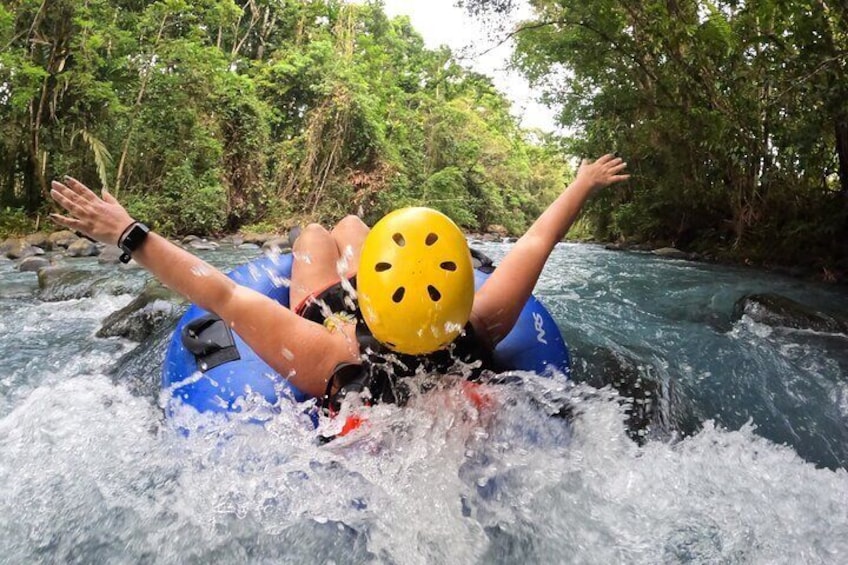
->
xmin=1 ymin=244 xmax=847 ymax=562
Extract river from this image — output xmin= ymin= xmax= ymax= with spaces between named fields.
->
xmin=1 ymin=242 xmax=846 ymax=563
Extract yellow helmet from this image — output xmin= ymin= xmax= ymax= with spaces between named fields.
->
xmin=358 ymin=207 xmax=474 ymax=355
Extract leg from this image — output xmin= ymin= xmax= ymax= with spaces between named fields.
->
xmin=290 ymin=223 xmax=343 ymax=310
xmin=330 ymin=215 xmax=369 ymax=277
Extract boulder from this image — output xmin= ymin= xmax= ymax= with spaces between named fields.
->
xmin=220 ymin=234 xmax=245 ymax=247
xmin=652 ymin=247 xmax=689 ymax=259
xmin=96 ymin=280 xmax=183 ymax=341
xmin=0 ymin=238 xmax=17 ymax=254
xmin=24 ymin=232 xmax=51 ymax=250
xmin=36 ymin=266 xmax=132 ymax=301
xmin=97 ymin=245 xmax=124 ymax=264
xmin=261 ymin=236 xmax=291 ymax=254
xmin=181 ymin=235 xmax=200 ymax=245
xmin=188 ymin=239 xmax=219 ymax=250
xmin=4 ymin=239 xmax=44 ymax=259
xmin=485 ymin=224 xmax=509 ymax=237
xmin=18 ymin=256 xmax=51 ymax=273
xmin=570 ymin=346 xmax=672 ymax=444
xmin=48 ymin=230 xmax=79 ymax=249
xmin=66 ymin=238 xmax=100 ymax=257
xmin=241 ymin=232 xmax=277 ymax=246
xmin=732 ymin=293 xmax=848 ymax=334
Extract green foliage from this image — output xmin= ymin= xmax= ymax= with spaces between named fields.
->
xmin=1 ymin=0 xmax=570 ymax=239
xmin=0 ymin=207 xmax=34 ymax=238
xmin=461 ymin=0 xmax=847 ymax=272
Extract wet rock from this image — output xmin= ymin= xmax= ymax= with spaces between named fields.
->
xmin=241 ymin=232 xmax=277 ymax=246
xmin=181 ymin=235 xmax=200 ymax=245
xmin=486 ymin=224 xmax=509 ymax=237
xmin=571 ymin=346 xmax=669 ymax=444
xmin=732 ymin=293 xmax=848 ymax=334
xmin=4 ymin=239 xmax=44 ymax=259
xmin=652 ymin=247 xmax=689 ymax=259
xmin=48 ymin=230 xmax=79 ymax=249
xmin=97 ymin=245 xmax=124 ymax=264
xmin=96 ymin=280 xmax=184 ymax=341
xmin=239 ymin=243 xmax=260 ymax=250
xmin=66 ymin=238 xmax=100 ymax=257
xmin=18 ymin=256 xmax=51 ymax=272
xmin=109 ymin=316 xmax=180 ymax=399
xmin=24 ymin=232 xmax=51 ymax=250
xmin=188 ymin=239 xmax=219 ymax=250
xmin=36 ymin=266 xmax=134 ymax=301
xmin=220 ymin=234 xmax=245 ymax=247
xmin=261 ymin=237 xmax=291 ymax=254
xmin=0 ymin=238 xmax=16 ymax=254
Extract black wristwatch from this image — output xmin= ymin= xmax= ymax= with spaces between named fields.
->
xmin=118 ymin=221 xmax=150 ymax=264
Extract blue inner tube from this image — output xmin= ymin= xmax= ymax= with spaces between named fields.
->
xmin=162 ymin=252 xmax=570 ymax=416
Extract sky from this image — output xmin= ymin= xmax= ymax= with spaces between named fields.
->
xmin=379 ymin=0 xmax=560 ymax=133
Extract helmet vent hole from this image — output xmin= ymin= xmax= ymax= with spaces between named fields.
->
xmin=440 ymin=261 xmax=456 ymax=272
xmin=425 ymin=233 xmax=438 ymax=246
xmin=427 ymin=285 xmax=442 ymax=302
xmin=375 ymin=262 xmax=392 ymax=272
xmin=392 ymin=287 xmax=406 ymax=303
xmin=392 ymin=233 xmax=406 ymax=247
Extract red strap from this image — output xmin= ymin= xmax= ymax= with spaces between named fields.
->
xmin=461 ymin=381 xmax=494 ymax=411
xmin=339 ymin=413 xmax=366 ymax=436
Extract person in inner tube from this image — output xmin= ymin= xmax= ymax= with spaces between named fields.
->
xmin=50 ymin=154 xmax=628 ymax=408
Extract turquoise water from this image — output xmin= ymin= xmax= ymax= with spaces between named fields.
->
xmin=1 ymin=243 xmax=846 ymax=563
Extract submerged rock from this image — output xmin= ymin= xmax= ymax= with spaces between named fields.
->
xmin=732 ymin=293 xmax=848 ymax=334
xmin=18 ymin=256 xmax=51 ymax=273
xmin=570 ymin=346 xmax=670 ymax=444
xmin=36 ymin=266 xmax=135 ymax=301
xmin=188 ymin=239 xmax=219 ymax=250
xmin=96 ymin=280 xmax=184 ymax=341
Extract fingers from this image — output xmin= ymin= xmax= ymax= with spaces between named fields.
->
xmin=101 ymin=187 xmax=118 ymax=204
xmin=63 ymin=176 xmax=100 ymax=203
xmin=51 ymin=182 xmax=92 ymax=217
xmin=49 ymin=213 xmax=83 ymax=230
xmin=611 ymin=174 xmax=631 ymax=183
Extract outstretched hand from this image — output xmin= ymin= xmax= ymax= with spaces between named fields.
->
xmin=50 ymin=178 xmax=134 ymax=246
xmin=575 ymin=154 xmax=630 ymax=195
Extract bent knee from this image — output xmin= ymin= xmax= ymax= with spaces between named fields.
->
xmin=331 ymin=215 xmax=368 ymax=238
xmin=293 ymin=222 xmax=331 ymax=250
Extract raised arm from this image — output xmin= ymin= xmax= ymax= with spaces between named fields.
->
xmin=471 ymin=154 xmax=629 ymax=346
xmin=49 ymin=178 xmax=355 ymax=397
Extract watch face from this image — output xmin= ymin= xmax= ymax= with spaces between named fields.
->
xmin=121 ymin=223 xmax=149 ymax=254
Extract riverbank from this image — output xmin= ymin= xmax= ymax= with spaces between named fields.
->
xmin=3 ymin=225 xmax=846 ymax=286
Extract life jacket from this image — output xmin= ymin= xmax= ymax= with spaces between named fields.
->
xmin=321 ymin=314 xmax=500 ymax=416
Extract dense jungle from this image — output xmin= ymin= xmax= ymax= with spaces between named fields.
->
xmin=1 ymin=0 xmax=846 ymax=280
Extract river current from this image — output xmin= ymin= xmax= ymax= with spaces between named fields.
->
xmin=1 ymin=242 xmax=846 ymax=563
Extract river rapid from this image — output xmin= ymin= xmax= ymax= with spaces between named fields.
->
xmin=1 ymin=242 xmax=846 ymax=564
